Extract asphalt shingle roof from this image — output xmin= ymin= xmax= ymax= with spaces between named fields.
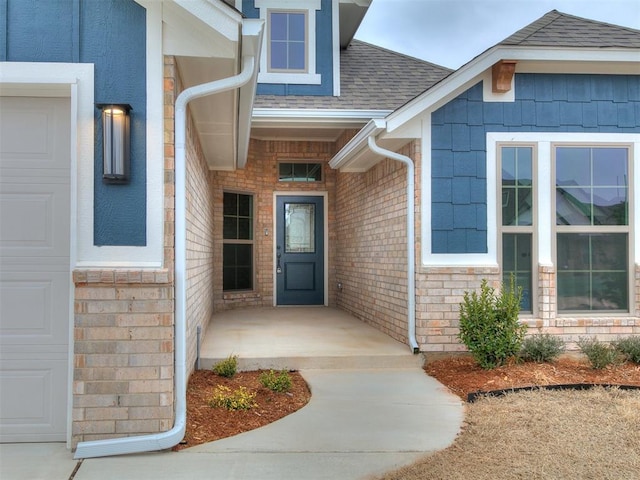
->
xmin=253 ymin=40 xmax=452 ymax=110
xmin=254 ymin=10 xmax=639 ymax=112
xmin=500 ymin=9 xmax=640 ymax=48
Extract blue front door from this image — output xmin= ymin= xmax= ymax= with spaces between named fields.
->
xmin=276 ymin=196 xmax=324 ymax=305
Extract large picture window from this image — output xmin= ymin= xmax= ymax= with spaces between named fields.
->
xmin=223 ymin=192 xmax=254 ymax=291
xmin=499 ymin=145 xmax=534 ymax=312
xmin=555 ymin=146 xmax=630 ymax=311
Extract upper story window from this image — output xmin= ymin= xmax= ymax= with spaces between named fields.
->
xmin=255 ymin=0 xmax=321 ymax=85
xmin=269 ymin=11 xmax=307 ymax=72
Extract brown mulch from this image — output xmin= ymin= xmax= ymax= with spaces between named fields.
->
xmin=173 ymin=369 xmax=311 ymax=451
xmin=426 ymin=355 xmax=640 ymax=400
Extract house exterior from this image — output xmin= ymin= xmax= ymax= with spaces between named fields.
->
xmin=0 ymin=0 xmax=638 ymax=458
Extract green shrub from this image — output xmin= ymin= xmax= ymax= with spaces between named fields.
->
xmin=519 ymin=334 xmax=565 ymax=363
xmin=612 ymin=336 xmax=640 ymax=364
xmin=259 ymin=369 xmax=292 ymax=393
xmin=458 ymin=278 xmax=527 ymax=369
xmin=577 ymin=337 xmax=621 ymax=369
xmin=212 ymin=354 xmax=238 ymax=378
xmin=209 ymin=385 xmax=256 ymax=410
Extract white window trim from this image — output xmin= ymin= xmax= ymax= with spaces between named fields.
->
xmin=256 ymin=0 xmax=321 ymax=85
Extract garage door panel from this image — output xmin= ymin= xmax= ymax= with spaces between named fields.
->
xmin=0 ymin=184 xmax=70 ymax=256
xmin=0 ymin=98 xmax=70 ymax=170
xmin=0 ymin=96 xmax=70 ymax=442
xmin=0 ymin=359 xmax=67 ymax=442
xmin=0 ymin=273 xmax=70 ymax=345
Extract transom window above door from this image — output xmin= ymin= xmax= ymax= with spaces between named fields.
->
xmin=278 ymin=162 xmax=322 ymax=182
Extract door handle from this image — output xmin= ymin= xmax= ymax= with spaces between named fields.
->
xmin=276 ymin=246 xmax=282 ymax=274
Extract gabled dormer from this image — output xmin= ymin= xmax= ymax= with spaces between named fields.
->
xmin=237 ymin=0 xmax=370 ymax=96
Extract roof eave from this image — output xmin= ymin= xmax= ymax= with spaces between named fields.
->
xmin=385 ymin=45 xmax=640 ymax=133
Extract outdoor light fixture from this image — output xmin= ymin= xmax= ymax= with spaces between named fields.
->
xmin=98 ymin=104 xmax=131 ymax=183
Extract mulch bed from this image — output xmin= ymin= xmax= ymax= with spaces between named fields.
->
xmin=173 ymin=369 xmax=311 ymax=451
xmin=425 ymin=355 xmax=640 ymax=401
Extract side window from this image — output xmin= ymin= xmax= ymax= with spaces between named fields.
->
xmin=499 ymin=145 xmax=534 ymax=312
xmin=223 ymin=192 xmax=254 ymax=291
xmin=554 ymin=146 xmax=630 ymax=312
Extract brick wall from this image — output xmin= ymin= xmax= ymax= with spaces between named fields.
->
xmin=212 ymin=138 xmax=336 ymax=310
xmin=72 ymin=270 xmax=174 ymax=447
xmin=334 ymin=142 xmax=417 ymax=345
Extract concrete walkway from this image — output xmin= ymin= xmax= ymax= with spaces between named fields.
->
xmin=1 ymin=368 xmax=463 ymax=480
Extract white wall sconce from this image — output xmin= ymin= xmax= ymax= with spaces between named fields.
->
xmin=98 ymin=104 xmax=131 ymax=183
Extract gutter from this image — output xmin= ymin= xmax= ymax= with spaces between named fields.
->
xmin=74 ymin=46 xmax=261 ymax=460
xmin=366 ymin=135 xmax=419 ymax=353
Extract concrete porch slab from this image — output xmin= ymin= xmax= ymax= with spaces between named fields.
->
xmin=199 ymin=307 xmax=423 ymax=370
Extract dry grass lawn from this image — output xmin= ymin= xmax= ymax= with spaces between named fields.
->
xmin=378 ymin=387 xmax=640 ymax=480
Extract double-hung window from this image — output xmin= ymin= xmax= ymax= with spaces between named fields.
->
xmin=269 ymin=11 xmax=307 ymax=72
xmin=255 ymin=0 xmax=321 ymax=85
xmin=499 ymin=145 xmax=535 ymax=313
xmin=223 ymin=192 xmax=254 ymax=291
xmin=554 ymin=146 xmax=630 ymax=312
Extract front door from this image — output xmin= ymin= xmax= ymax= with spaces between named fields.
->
xmin=276 ymin=196 xmax=324 ymax=305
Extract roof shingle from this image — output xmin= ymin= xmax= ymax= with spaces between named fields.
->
xmin=501 ymin=9 xmax=640 ymax=48
xmin=253 ymin=40 xmax=452 ymax=110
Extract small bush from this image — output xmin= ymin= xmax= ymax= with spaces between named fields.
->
xmin=612 ymin=336 xmax=640 ymax=364
xmin=259 ymin=370 xmax=292 ymax=392
xmin=520 ymin=334 xmax=565 ymax=363
xmin=577 ymin=337 xmax=621 ymax=369
xmin=209 ymin=385 xmax=256 ymax=410
xmin=212 ymin=355 xmax=238 ymax=378
xmin=458 ymin=278 xmax=527 ymax=369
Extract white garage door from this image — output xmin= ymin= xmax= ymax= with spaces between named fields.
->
xmin=0 ymin=96 xmax=71 ymax=442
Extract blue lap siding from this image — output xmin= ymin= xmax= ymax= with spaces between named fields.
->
xmin=431 ymin=73 xmax=640 ymax=254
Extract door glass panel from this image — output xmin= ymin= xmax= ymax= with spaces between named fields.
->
xmin=285 ymin=203 xmax=315 ymax=253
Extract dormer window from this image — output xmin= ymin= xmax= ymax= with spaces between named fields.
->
xmin=269 ymin=10 xmax=307 ymax=72
xmin=256 ymin=0 xmax=321 ymax=85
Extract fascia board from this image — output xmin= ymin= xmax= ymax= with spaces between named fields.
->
xmin=252 ymin=108 xmax=391 ymax=126
xmin=237 ymin=19 xmax=265 ymax=169
xmin=329 ymin=118 xmax=385 ymax=170
xmin=172 ymin=0 xmax=243 ymax=41
xmin=386 ymin=46 xmax=640 ymax=133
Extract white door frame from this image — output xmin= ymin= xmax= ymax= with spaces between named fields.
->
xmin=272 ymin=191 xmax=328 ymax=306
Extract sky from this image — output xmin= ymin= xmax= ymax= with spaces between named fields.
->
xmin=354 ymin=0 xmax=640 ymax=69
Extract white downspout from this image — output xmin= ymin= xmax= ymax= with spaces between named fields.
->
xmin=74 ymin=54 xmax=256 ymax=459
xmin=367 ymin=136 xmax=419 ymax=353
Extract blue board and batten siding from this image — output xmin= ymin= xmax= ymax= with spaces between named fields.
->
xmin=243 ymin=0 xmax=334 ymax=96
xmin=431 ymin=73 xmax=640 ymax=254
xmin=1 ymin=0 xmax=147 ymax=246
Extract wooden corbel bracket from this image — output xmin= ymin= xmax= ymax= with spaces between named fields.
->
xmin=492 ymin=60 xmax=517 ymax=93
